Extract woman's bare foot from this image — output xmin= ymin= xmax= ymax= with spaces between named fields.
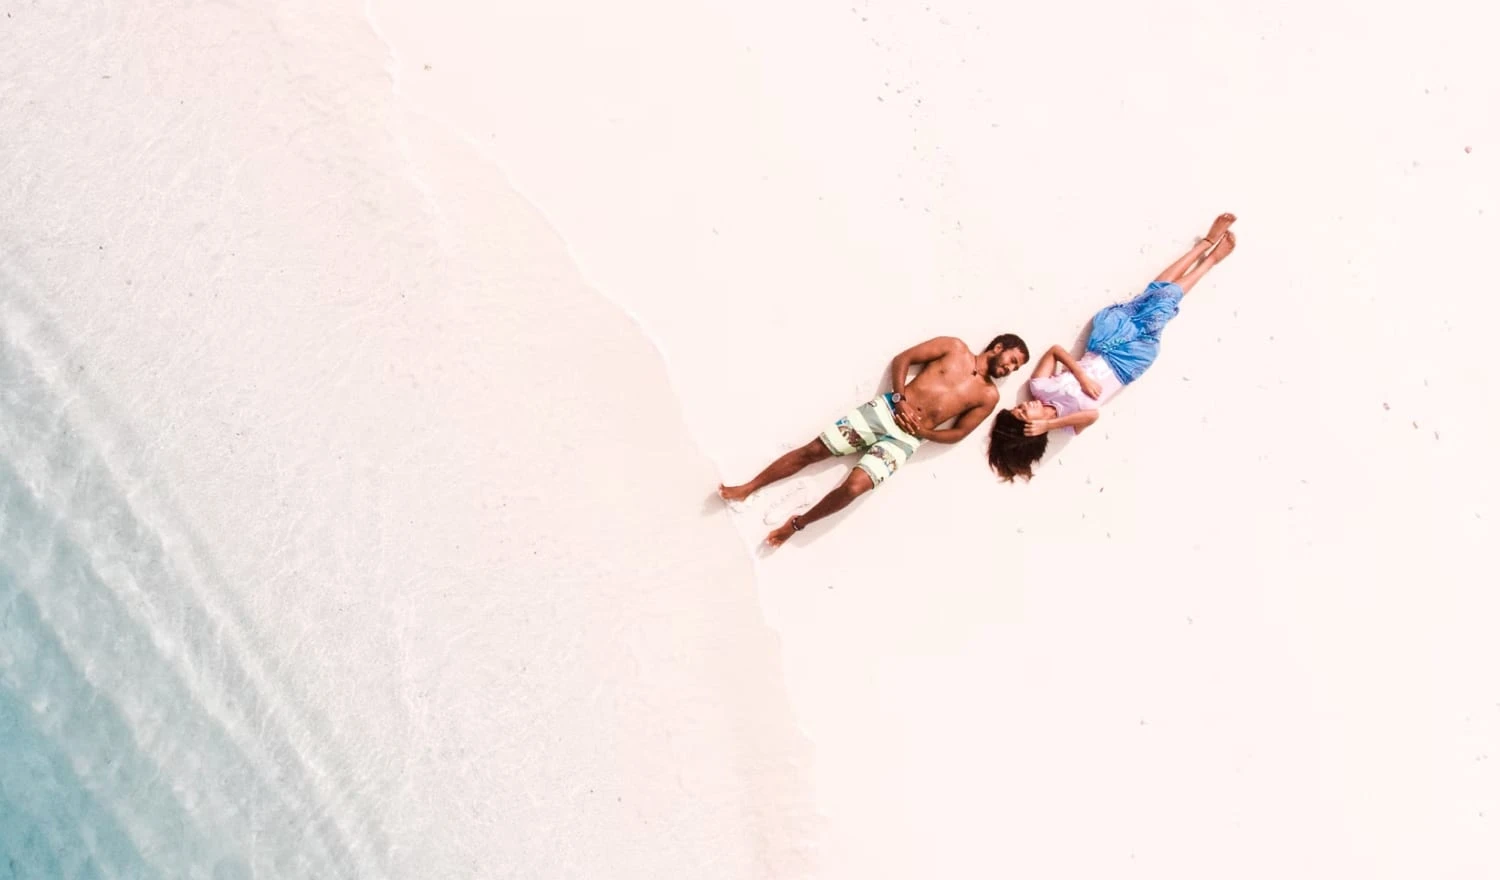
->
xmin=719 ymin=483 xmax=754 ymax=503
xmin=1203 ymin=212 xmax=1236 ymax=248
xmin=764 ymin=517 xmax=800 ymax=548
xmin=1212 ymin=230 xmax=1237 ymax=261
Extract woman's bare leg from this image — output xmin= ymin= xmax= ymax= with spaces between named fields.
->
xmin=1155 ymin=213 xmax=1236 ymax=284
xmin=1176 ymin=230 xmax=1236 ymax=294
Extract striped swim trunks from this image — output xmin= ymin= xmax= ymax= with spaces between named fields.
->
xmin=817 ymin=393 xmax=923 ymax=486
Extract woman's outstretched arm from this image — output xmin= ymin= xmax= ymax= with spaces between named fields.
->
xmin=1029 ymin=346 xmax=1058 ymax=380
xmin=1023 ymin=408 xmax=1100 ymax=436
xmin=1046 ymin=345 xmax=1102 ymax=399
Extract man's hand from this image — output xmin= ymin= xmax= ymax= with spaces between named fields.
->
xmin=1022 ymin=416 xmax=1051 ymax=437
xmin=893 ymin=401 xmax=925 ymax=437
xmin=1079 ymin=376 xmax=1103 ymax=399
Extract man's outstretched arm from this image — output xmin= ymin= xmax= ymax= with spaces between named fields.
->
xmin=919 ymin=399 xmax=997 ymax=444
xmin=889 ymin=337 xmax=959 ymax=396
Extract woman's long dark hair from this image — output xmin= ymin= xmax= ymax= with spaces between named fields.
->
xmin=987 ymin=411 xmax=1048 ymax=482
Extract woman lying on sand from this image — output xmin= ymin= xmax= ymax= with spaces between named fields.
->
xmin=987 ymin=213 xmax=1237 ymax=481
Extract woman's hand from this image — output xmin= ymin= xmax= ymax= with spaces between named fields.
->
xmin=1079 ymin=376 xmax=1103 ymax=399
xmin=1022 ymin=416 xmax=1051 ymax=437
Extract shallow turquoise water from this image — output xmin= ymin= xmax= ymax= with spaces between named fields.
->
xmin=0 ymin=303 xmax=366 ymax=879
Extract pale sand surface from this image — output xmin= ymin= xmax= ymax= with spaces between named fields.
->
xmin=4 ymin=0 xmax=1498 ymax=877
xmin=372 ymin=0 xmax=1499 ymax=877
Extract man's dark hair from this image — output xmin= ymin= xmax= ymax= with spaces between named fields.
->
xmin=986 ymin=333 xmax=1029 ymax=363
xmin=987 ymin=410 xmax=1048 ymax=482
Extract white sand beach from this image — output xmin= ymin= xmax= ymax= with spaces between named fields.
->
xmin=4 ymin=0 xmax=1499 ymax=877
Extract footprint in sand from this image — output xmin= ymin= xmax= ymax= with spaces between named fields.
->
xmin=761 ymin=482 xmax=811 ymax=526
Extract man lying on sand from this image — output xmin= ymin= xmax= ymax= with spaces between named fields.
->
xmin=719 ymin=333 xmax=1031 ymax=547
xmin=987 ymin=213 xmax=1238 ymax=480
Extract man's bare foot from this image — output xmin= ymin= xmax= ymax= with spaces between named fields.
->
xmin=1212 ymin=230 xmax=1237 ymax=261
xmin=1203 ymin=212 xmax=1236 ymax=248
xmin=764 ymin=518 xmax=799 ymax=548
xmin=719 ymin=483 xmax=754 ymax=503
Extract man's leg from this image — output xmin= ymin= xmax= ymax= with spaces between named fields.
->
xmin=719 ymin=438 xmax=833 ymax=503
xmin=1176 ymin=230 xmax=1236 ymax=294
xmin=1155 ymin=213 xmax=1236 ymax=285
xmin=765 ymin=467 xmax=875 ymax=548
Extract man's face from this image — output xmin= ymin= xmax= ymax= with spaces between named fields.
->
xmin=989 ymin=346 xmax=1026 ymax=378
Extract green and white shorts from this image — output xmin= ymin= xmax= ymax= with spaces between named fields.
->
xmin=818 ymin=393 xmax=923 ymax=486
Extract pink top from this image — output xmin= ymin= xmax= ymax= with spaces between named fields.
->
xmin=1026 ymin=352 xmax=1123 ymax=436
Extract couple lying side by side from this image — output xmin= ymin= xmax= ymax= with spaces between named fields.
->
xmin=717 ymin=213 xmax=1238 ymax=548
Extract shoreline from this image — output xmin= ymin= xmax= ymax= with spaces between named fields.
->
xmin=3 ymin=1 xmax=822 ymax=875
